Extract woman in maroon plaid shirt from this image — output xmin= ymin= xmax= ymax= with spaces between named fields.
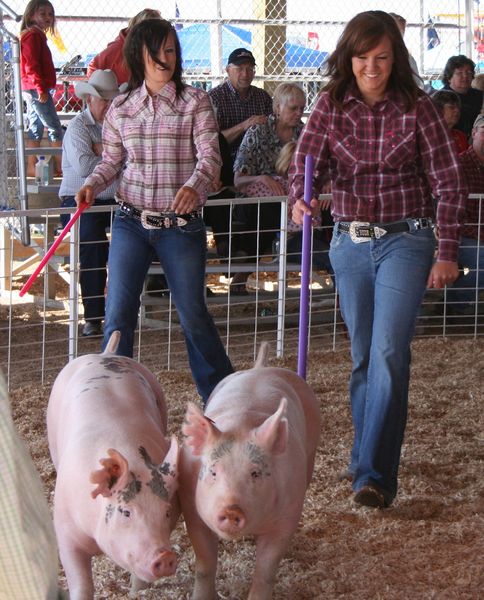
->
xmin=289 ymin=11 xmax=467 ymax=509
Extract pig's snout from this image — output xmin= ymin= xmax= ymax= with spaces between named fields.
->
xmin=217 ymin=504 xmax=246 ymax=534
xmin=151 ymin=549 xmax=177 ymax=578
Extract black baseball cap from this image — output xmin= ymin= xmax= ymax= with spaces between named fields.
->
xmin=227 ymin=48 xmax=256 ymax=66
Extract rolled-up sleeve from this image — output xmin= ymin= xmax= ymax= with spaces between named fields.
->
xmin=185 ymin=93 xmax=221 ymax=200
xmin=417 ymin=96 xmax=468 ymax=262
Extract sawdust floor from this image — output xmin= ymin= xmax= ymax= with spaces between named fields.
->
xmin=8 ymin=337 xmax=484 ymax=599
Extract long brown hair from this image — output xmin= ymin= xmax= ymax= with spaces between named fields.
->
xmin=323 ymin=10 xmax=419 ymax=111
xmin=20 ymin=0 xmax=56 ymax=36
xmin=122 ymin=18 xmax=185 ymax=100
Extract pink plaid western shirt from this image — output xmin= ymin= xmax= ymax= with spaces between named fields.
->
xmin=85 ymin=81 xmax=221 ymax=211
xmin=288 ymin=86 xmax=468 ymax=263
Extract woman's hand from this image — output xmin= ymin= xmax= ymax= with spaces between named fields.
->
xmin=38 ymin=92 xmax=48 ymax=103
xmin=75 ymin=185 xmax=95 ymax=209
xmin=172 ymin=185 xmax=199 ymax=214
xmin=256 ymin=175 xmax=286 ymax=196
xmin=427 ymin=261 xmax=459 ymax=289
xmin=291 ymin=197 xmax=321 ymax=225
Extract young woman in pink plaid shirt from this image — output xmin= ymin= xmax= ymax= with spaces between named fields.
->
xmin=290 ymin=11 xmax=467 ymax=508
xmin=76 ymin=19 xmax=233 ymax=404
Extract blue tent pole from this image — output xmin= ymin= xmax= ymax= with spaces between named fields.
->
xmin=297 ymin=155 xmax=314 ymax=379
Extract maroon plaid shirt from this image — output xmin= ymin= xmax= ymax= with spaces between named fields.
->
xmin=288 ymin=86 xmax=468 ymax=262
xmin=459 ymin=146 xmax=484 ymax=241
xmin=209 ymin=80 xmax=272 ymax=156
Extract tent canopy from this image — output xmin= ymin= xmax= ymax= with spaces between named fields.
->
xmin=177 ymin=23 xmax=327 ymax=70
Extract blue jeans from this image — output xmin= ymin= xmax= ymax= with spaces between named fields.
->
xmin=103 ymin=212 xmax=233 ymax=402
xmin=60 ymin=197 xmax=116 ymax=323
xmin=23 ymin=89 xmax=63 ymax=142
xmin=329 ymin=224 xmax=435 ymax=505
xmin=446 ymin=236 xmax=483 ymax=309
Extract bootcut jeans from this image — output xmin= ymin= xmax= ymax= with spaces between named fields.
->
xmin=329 ymin=223 xmax=436 ymax=505
xmin=102 ymin=211 xmax=233 ymax=403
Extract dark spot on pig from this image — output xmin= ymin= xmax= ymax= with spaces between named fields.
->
xmin=210 ymin=438 xmax=234 ymax=463
xmin=87 ymin=375 xmax=111 ymax=383
xmin=100 ymin=357 xmax=130 ymax=374
xmin=245 ymin=442 xmax=271 ymax=477
xmin=139 ymin=446 xmax=174 ymax=501
xmin=105 ymin=504 xmax=115 ymax=523
xmin=118 ymin=474 xmax=142 ymax=503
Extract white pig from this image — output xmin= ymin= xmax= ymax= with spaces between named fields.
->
xmin=47 ymin=331 xmax=179 ymax=600
xmin=179 ymin=343 xmax=321 ymax=600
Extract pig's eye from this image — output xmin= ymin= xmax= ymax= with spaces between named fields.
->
xmin=251 ymin=470 xmax=262 ymax=479
xmin=209 ymin=467 xmax=217 ymax=479
xmin=166 ymin=509 xmax=171 ymax=519
xmin=123 ymin=510 xmax=131 ymax=517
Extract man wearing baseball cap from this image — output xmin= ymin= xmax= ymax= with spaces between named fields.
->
xmin=59 ymin=69 xmax=122 ymax=336
xmin=209 ymin=47 xmax=272 ymax=160
xmin=204 ymin=48 xmax=273 ymax=259
xmin=447 ymin=112 xmax=484 ymax=315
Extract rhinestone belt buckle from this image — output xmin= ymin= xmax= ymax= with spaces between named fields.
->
xmin=349 ymin=221 xmax=371 ymax=243
xmin=141 ymin=209 xmax=165 ymax=229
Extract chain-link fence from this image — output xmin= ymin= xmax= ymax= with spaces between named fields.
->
xmin=1 ymin=0 xmax=478 ymax=113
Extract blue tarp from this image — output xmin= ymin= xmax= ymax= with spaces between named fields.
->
xmin=177 ymin=24 xmax=327 ymax=70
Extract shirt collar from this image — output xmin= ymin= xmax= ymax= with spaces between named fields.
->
xmin=84 ymin=105 xmax=99 ymax=127
xmin=343 ymin=82 xmax=405 ymax=113
xmin=136 ymin=80 xmax=177 ymax=106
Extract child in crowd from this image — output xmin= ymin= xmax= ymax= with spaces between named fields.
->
xmin=432 ymin=89 xmax=469 ymax=153
xmin=20 ymin=0 xmax=63 ymax=176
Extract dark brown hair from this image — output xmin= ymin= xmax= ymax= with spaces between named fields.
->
xmin=323 ymin=10 xmax=419 ymax=111
xmin=123 ymin=18 xmax=185 ymax=99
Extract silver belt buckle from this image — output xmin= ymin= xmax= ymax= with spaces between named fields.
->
xmin=140 ymin=209 xmax=162 ymax=229
xmin=175 ymin=216 xmax=188 ymax=227
xmin=349 ymin=221 xmax=371 ymax=243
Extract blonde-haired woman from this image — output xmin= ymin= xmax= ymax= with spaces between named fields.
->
xmin=232 ymin=83 xmax=306 ymax=282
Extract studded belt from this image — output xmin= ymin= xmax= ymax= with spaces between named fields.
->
xmin=338 ymin=218 xmax=433 ymax=243
xmin=118 ymin=201 xmax=202 ymax=229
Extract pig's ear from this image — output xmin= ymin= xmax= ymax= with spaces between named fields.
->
xmin=182 ymin=402 xmax=220 ymax=456
xmin=161 ymin=435 xmax=179 ymax=497
xmin=252 ymin=398 xmax=288 ymax=455
xmin=90 ymin=448 xmax=130 ymax=499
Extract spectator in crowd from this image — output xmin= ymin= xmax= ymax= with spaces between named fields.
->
xmin=290 ymin=10 xmax=467 ymax=509
xmin=389 ymin=12 xmax=424 ymax=89
xmin=471 ymin=72 xmax=484 ymax=93
xmin=441 ymin=55 xmax=483 ymax=137
xmin=205 ymin=48 xmax=272 ymax=261
xmin=209 ymin=48 xmax=273 ymax=163
xmin=20 ymin=0 xmax=63 ymax=177
xmin=0 ymin=372 xmax=64 ymax=600
xmin=86 ymin=8 xmax=162 ymax=84
xmin=232 ymin=83 xmax=306 ymax=272
xmin=274 ymin=140 xmax=334 ymax=276
xmin=432 ymin=90 xmax=469 ymax=153
xmin=75 ymin=19 xmax=233 ymax=404
xmin=59 ymin=70 xmax=121 ymax=337
xmin=448 ymin=113 xmax=484 ymax=312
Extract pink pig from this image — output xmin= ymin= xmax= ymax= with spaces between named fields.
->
xmin=47 ymin=331 xmax=179 ymax=600
xmin=179 ymin=343 xmax=321 ymax=600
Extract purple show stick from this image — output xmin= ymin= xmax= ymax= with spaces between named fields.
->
xmin=297 ymin=154 xmax=314 ymax=379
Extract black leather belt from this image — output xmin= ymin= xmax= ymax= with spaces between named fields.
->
xmin=118 ymin=201 xmax=202 ymax=229
xmin=338 ymin=218 xmax=433 ymax=243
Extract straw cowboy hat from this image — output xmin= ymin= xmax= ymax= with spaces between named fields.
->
xmin=75 ymin=69 xmax=121 ymax=100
